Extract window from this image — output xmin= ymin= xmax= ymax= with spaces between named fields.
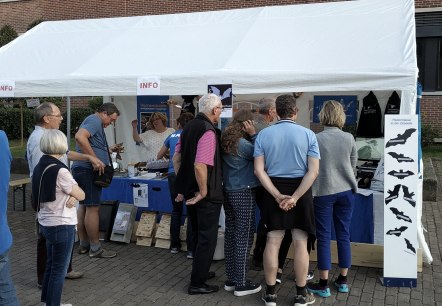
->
xmin=416 ymin=12 xmax=442 ymax=92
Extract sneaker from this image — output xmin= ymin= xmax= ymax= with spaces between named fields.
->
xmin=78 ymin=245 xmax=89 ymax=254
xmin=276 ymin=272 xmax=282 ymax=284
xmin=170 ymin=247 xmax=180 ymax=254
xmin=333 ymin=279 xmax=349 ymax=293
xmin=234 ymin=281 xmax=262 ymax=297
xmin=294 ymin=292 xmax=316 ymax=306
xmin=65 ymin=270 xmax=84 ymax=279
xmin=224 ymin=280 xmax=235 ymax=292
xmin=295 ymin=272 xmax=315 ymax=282
xmin=89 ymin=248 xmax=117 ymax=258
xmin=262 ymin=293 xmax=277 ymax=306
xmin=306 ymin=281 xmax=331 ymax=297
xmin=187 ymin=251 xmax=194 ymax=259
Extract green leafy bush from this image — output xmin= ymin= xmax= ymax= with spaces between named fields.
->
xmin=27 ymin=19 xmax=45 ymax=31
xmin=0 ymin=25 xmax=17 ymax=47
xmin=0 ymin=108 xmax=34 ymax=139
xmin=60 ymin=108 xmax=94 ymax=137
xmin=88 ymin=96 xmax=103 ymax=111
xmin=421 ymin=124 xmax=440 ymax=146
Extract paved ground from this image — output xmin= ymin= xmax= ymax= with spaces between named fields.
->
xmin=6 ymin=158 xmax=442 ymax=306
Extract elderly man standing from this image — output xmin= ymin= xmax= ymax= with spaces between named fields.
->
xmin=26 ymin=102 xmax=105 ymax=288
xmin=254 ymin=94 xmax=319 ymax=306
xmin=72 ymin=103 xmax=120 ymax=259
xmin=173 ymin=94 xmax=223 ymax=295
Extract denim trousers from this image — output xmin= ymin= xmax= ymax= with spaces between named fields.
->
xmin=314 ymin=190 xmax=354 ymax=271
xmin=168 ymin=174 xmax=193 ymax=250
xmin=0 ymin=252 xmax=19 ymax=306
xmin=40 ymin=224 xmax=75 ymax=306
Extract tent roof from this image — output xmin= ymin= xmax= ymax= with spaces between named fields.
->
xmin=0 ymin=0 xmax=417 ymax=97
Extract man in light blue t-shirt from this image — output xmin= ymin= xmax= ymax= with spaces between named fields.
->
xmin=72 ymin=103 xmax=120 ymax=259
xmin=254 ymin=94 xmax=320 ymax=306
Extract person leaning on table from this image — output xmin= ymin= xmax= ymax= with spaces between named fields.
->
xmin=306 ymin=100 xmax=357 ymax=298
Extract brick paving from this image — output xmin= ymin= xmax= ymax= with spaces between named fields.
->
xmin=6 ymin=158 xmax=442 ymax=305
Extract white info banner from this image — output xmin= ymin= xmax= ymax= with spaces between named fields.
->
xmin=0 ymin=80 xmax=15 ymax=97
xmin=137 ymin=77 xmax=160 ymax=96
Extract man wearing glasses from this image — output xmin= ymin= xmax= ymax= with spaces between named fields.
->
xmin=72 ymin=103 xmax=120 ymax=259
xmin=173 ymin=94 xmax=224 ymax=295
xmin=27 ymin=102 xmax=105 ymax=288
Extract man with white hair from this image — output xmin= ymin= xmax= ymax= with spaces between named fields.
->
xmin=173 ymin=94 xmax=224 ymax=295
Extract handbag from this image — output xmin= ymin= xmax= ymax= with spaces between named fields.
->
xmin=93 ymin=164 xmax=114 ymax=187
xmin=93 ymin=134 xmax=114 ymax=188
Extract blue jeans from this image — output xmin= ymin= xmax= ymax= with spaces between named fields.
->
xmin=314 ymin=190 xmax=354 ymax=271
xmin=0 ymin=252 xmax=19 ymax=306
xmin=40 ymin=224 xmax=75 ymax=306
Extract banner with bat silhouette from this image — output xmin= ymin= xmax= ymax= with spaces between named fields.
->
xmin=383 ymin=115 xmax=418 ymax=287
xmin=208 ymin=81 xmax=233 ymax=118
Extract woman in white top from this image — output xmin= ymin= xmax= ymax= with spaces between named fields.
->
xmin=131 ymin=112 xmax=175 ymax=164
xmin=31 ymin=129 xmax=85 ymax=306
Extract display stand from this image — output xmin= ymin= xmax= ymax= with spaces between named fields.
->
xmin=110 ymin=203 xmax=137 ymax=244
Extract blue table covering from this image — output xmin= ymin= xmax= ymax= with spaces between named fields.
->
xmin=330 ymin=192 xmax=374 ymax=244
xmin=101 ymin=176 xmax=179 ymax=220
xmin=102 ymin=177 xmax=375 ymax=243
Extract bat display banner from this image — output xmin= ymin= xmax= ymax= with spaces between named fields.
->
xmin=208 ymin=81 xmax=233 ymax=118
xmin=383 ymin=115 xmax=418 ymax=287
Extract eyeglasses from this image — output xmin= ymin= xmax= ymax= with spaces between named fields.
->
xmin=215 ymin=105 xmax=224 ymax=111
xmin=47 ymin=114 xmax=63 ymax=119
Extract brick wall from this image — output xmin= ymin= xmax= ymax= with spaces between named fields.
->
xmin=415 ymin=0 xmax=442 ymax=8
xmin=421 ymin=95 xmax=442 ymax=135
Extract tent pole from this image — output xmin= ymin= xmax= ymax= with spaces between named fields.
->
xmin=67 ymin=96 xmax=71 ymax=148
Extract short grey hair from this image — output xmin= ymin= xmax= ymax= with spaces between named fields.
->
xmin=34 ymin=102 xmax=56 ymax=124
xmin=40 ymin=129 xmax=68 ymax=155
xmin=258 ymin=97 xmax=275 ymax=115
xmin=198 ymin=93 xmax=221 ymax=114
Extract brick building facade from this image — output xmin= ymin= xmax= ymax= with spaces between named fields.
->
xmin=1 ymin=0 xmax=441 ymax=134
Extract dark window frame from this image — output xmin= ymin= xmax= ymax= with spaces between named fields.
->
xmin=416 ymin=12 xmax=442 ymax=92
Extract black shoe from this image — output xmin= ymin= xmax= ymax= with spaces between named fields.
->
xmin=188 ymin=283 xmax=219 ymax=295
xmin=262 ymin=293 xmax=277 ymax=306
xmin=276 ymin=272 xmax=282 ymax=284
xmin=234 ymin=281 xmax=262 ymax=297
xmin=207 ymin=271 xmax=216 ymax=280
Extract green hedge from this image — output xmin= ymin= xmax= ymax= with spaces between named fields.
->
xmin=0 ymin=107 xmax=94 ymax=140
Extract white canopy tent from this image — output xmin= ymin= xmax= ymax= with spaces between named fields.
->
xmin=0 ymin=0 xmax=431 ymax=264
xmin=0 ymin=0 xmax=416 ymax=109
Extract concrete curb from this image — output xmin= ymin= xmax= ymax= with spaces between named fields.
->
xmin=424 ymin=157 xmax=438 ymax=201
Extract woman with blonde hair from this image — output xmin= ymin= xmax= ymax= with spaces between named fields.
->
xmin=221 ymin=109 xmax=262 ymax=297
xmin=307 ymin=100 xmax=357 ymax=298
xmin=131 ymin=112 xmax=175 ymax=163
xmin=32 ymin=129 xmax=85 ymax=306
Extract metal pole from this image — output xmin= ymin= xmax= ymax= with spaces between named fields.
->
xmin=67 ymin=96 xmax=71 ymax=147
